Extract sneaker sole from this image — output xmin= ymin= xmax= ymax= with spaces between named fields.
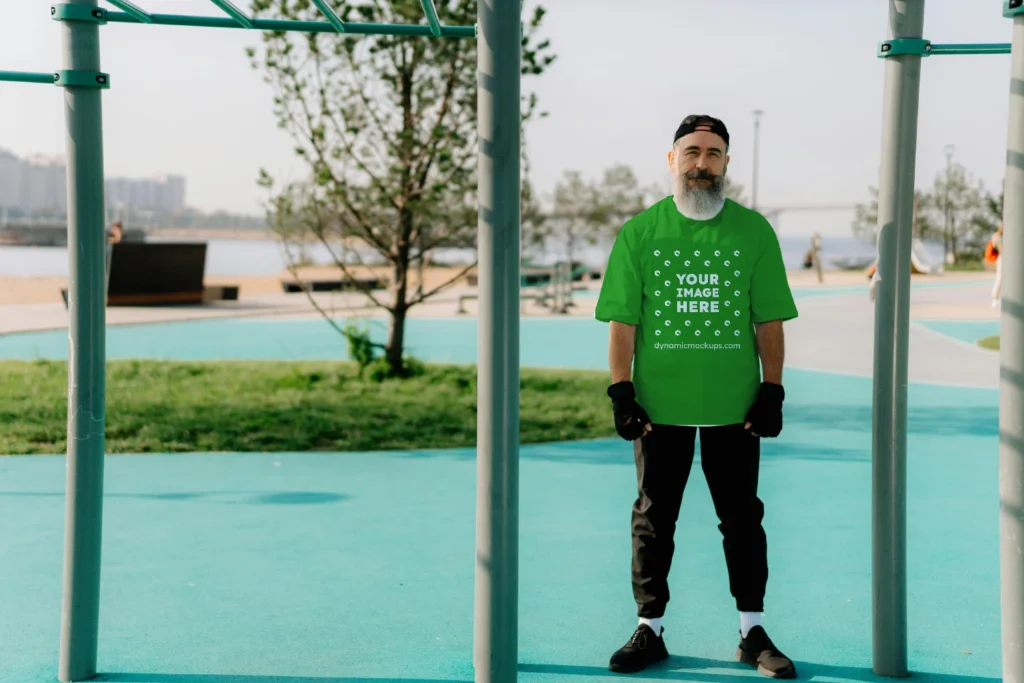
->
xmin=735 ymin=648 xmax=797 ymax=679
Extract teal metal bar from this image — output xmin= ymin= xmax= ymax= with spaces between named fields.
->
xmin=103 ymin=10 xmax=475 ymax=37
xmin=0 ymin=70 xmax=55 ymax=84
xmin=473 ymin=0 xmax=521 ymax=681
xmin=872 ymin=0 xmax=924 ymax=676
xmin=1001 ymin=7 xmax=1024 ymax=683
xmin=420 ymin=0 xmax=442 ymax=37
xmin=207 ymin=0 xmax=253 ymax=28
xmin=311 ymin=0 xmax=347 ymax=33
xmin=56 ymin=0 xmax=108 ymax=680
xmin=105 ymin=0 xmax=153 ymax=24
xmin=930 ymin=42 xmax=1011 ymax=54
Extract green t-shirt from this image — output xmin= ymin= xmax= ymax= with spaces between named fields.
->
xmin=595 ymin=196 xmax=798 ymax=426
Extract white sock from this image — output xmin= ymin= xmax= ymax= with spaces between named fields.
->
xmin=639 ymin=616 xmax=662 ymax=635
xmin=740 ymin=612 xmax=762 ymax=638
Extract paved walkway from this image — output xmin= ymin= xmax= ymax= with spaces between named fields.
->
xmin=784 ymin=282 xmax=999 ymax=388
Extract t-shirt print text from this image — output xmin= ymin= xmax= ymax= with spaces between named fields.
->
xmin=646 ymin=245 xmax=746 ymax=347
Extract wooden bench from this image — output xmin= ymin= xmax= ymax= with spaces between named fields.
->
xmin=280 ymin=278 xmax=387 ymax=293
xmin=60 ymin=241 xmax=239 ymax=307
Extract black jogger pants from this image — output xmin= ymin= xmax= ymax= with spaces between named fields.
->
xmin=631 ymin=423 xmax=767 ymax=617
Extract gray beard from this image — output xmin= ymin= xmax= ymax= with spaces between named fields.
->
xmin=672 ymin=173 xmax=726 ymax=220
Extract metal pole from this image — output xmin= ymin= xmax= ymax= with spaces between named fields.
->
xmin=474 ymin=0 xmax=520 ymax=682
xmin=945 ymin=144 xmax=955 ymax=263
xmin=1000 ymin=12 xmax=1024 ymax=682
xmin=752 ymin=109 xmax=763 ymax=210
xmin=871 ymin=0 xmax=924 ymax=676
xmin=58 ymin=1 xmax=108 ymax=680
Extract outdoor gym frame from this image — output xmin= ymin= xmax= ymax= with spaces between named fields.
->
xmin=1 ymin=1 xmax=519 ymax=682
xmin=3 ymin=0 xmax=1024 ymax=681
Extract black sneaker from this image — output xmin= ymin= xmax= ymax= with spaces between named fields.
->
xmin=608 ymin=624 xmax=669 ymax=673
xmin=736 ymin=625 xmax=797 ymax=679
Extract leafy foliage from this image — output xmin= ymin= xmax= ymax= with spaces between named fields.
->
xmin=247 ymin=0 xmax=556 ymax=374
xmin=851 ymin=161 xmax=1003 ymax=260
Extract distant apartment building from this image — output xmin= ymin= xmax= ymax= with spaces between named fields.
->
xmin=0 ymin=148 xmax=186 ymax=214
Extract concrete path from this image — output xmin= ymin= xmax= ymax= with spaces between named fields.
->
xmin=785 ymin=283 xmax=999 ymax=388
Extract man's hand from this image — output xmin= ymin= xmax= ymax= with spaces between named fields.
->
xmin=607 ymin=381 xmax=653 ymax=441
xmin=744 ymin=382 xmax=785 ymax=438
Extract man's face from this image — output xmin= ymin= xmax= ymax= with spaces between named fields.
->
xmin=667 ymin=129 xmax=730 ymax=216
xmin=667 ymin=130 xmax=729 ymax=183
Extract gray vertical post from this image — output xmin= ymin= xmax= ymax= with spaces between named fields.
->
xmin=751 ymin=109 xmax=763 ymax=210
xmin=58 ymin=1 xmax=108 ymax=681
xmin=1001 ymin=8 xmax=1024 ymax=682
xmin=473 ymin=1 xmax=521 ymax=683
xmin=871 ymin=0 xmax=925 ymax=677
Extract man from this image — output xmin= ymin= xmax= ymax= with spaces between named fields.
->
xmin=991 ymin=224 xmax=1003 ymax=309
xmin=594 ymin=115 xmax=799 ymax=679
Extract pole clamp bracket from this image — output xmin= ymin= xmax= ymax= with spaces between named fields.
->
xmin=54 ymin=70 xmax=111 ymax=89
xmin=51 ymin=4 xmax=108 ymax=24
xmin=1007 ymin=0 xmax=1024 ymax=17
xmin=878 ymin=38 xmax=931 ymax=58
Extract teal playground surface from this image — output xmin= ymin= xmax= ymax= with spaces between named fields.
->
xmin=0 ymin=368 xmax=1001 ymax=682
xmin=0 ymin=291 xmax=1004 ymax=682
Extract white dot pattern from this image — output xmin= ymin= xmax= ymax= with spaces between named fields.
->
xmin=646 ymin=247 xmax=745 ymax=342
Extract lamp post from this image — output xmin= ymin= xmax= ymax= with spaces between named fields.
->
xmin=944 ymin=144 xmax=955 ymax=264
xmin=752 ymin=109 xmax=763 ymax=210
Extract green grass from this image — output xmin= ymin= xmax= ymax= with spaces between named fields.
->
xmin=979 ymin=334 xmax=1000 ymax=351
xmin=0 ymin=360 xmax=616 ymax=455
xmin=945 ymin=259 xmax=986 ymax=272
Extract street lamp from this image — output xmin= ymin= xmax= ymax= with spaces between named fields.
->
xmin=752 ymin=109 xmax=764 ymax=210
xmin=944 ymin=144 xmax=955 ymax=265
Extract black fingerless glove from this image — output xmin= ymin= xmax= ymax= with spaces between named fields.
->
xmin=607 ymin=381 xmax=651 ymax=441
xmin=744 ymin=382 xmax=785 ymax=438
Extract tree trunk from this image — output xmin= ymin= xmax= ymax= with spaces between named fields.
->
xmin=385 ymin=297 xmax=408 ymax=376
xmin=383 ymin=54 xmax=415 ymax=378
xmin=386 ymin=243 xmax=411 ymax=376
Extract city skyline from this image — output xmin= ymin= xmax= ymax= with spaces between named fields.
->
xmin=0 ymin=146 xmax=186 ymax=215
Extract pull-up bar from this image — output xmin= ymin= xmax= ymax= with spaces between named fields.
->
xmin=0 ymin=70 xmax=55 ymax=84
xmin=871 ymin=0 xmax=1024 ymax=680
xmin=208 ymin=0 xmax=253 ymax=29
xmin=879 ymin=38 xmax=1012 ymax=56
xmin=0 ymin=3 xmax=519 ymax=683
xmin=40 ymin=1 xmax=478 ymax=37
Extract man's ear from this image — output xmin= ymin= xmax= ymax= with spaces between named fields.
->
xmin=667 ymin=149 xmax=675 ymax=172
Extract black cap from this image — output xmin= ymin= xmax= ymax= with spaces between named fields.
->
xmin=673 ymin=115 xmax=729 ymax=147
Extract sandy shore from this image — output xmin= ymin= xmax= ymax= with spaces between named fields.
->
xmin=0 ymin=264 xmax=478 ymax=306
xmin=0 ymin=265 xmax=994 ymax=306
xmin=0 ymin=265 xmax=998 ymax=337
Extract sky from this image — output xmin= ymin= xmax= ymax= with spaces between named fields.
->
xmin=0 ymin=0 xmax=1017 ymax=237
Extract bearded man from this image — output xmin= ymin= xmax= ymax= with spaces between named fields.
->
xmin=594 ymin=115 xmax=799 ymax=679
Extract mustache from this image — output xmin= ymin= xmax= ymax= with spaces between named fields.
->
xmin=684 ymin=169 xmax=718 ymax=181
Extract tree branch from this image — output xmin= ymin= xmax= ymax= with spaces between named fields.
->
xmin=408 ymin=260 xmax=478 ymax=306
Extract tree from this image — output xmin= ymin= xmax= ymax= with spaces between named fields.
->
xmin=919 ymin=162 xmax=991 ymax=261
xmin=851 ymin=186 xmax=937 ymax=245
xmin=851 ymin=162 xmax=997 ymax=262
xmin=248 ymin=0 xmax=555 ymax=377
xmin=723 ymin=176 xmax=748 ymax=205
xmin=542 ymin=164 xmax=655 ymax=261
xmin=548 ymin=170 xmax=599 ymax=267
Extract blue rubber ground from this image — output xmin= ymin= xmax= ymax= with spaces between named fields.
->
xmin=0 ymin=364 xmax=1001 ymax=682
xmin=0 ymin=298 xmax=1005 ymax=682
